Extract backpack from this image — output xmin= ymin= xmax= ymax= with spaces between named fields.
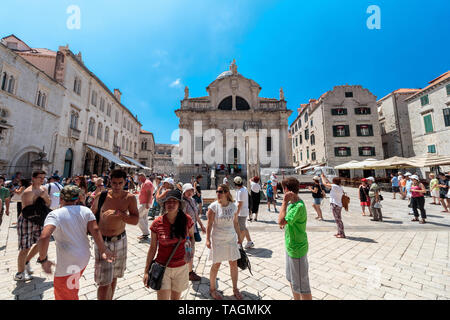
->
xmin=94 ymin=191 xmax=108 ymax=223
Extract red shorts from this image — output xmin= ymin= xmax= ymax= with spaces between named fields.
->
xmin=360 ymin=201 xmax=371 ymax=206
xmin=53 ymin=267 xmax=86 ymax=300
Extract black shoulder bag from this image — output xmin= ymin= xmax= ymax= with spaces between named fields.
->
xmin=237 ymin=248 xmax=253 ymax=276
xmin=95 ymin=191 xmax=108 ymax=223
xmin=147 ymin=238 xmax=182 ymax=290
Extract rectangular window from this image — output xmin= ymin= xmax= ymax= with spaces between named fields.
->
xmin=311 ymin=151 xmax=316 ymax=161
xmin=428 ymin=145 xmax=436 ymax=154
xmin=267 ymin=137 xmax=272 ymax=152
xmin=299 ymin=134 xmax=302 ymax=144
xmin=331 ymin=108 xmax=347 ymax=116
xmin=304 ymin=129 xmax=309 ymax=140
xmin=359 ymin=147 xmax=376 ymax=156
xmin=300 ymin=151 xmax=303 ymax=161
xmin=356 ymin=125 xmax=374 ymax=136
xmin=345 ymin=92 xmax=353 ymax=98
xmin=333 ymin=125 xmax=350 ymax=137
xmin=443 ymin=108 xmax=450 ymax=127
xmin=91 ymin=91 xmax=97 ymax=106
xmin=355 ymin=107 xmax=371 ymax=115
xmin=423 ymin=114 xmax=434 ymax=133
xmin=420 ymin=95 xmax=429 ymax=106
xmin=295 ymin=136 xmax=298 ymax=147
xmin=306 ymin=147 xmax=309 ymax=160
xmin=334 ymin=147 xmax=351 ymax=157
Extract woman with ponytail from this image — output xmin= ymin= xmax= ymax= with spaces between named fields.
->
xmin=143 ymin=189 xmax=195 ymax=300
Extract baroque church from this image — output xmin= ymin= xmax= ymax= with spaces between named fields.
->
xmin=175 ymin=60 xmax=293 ymax=188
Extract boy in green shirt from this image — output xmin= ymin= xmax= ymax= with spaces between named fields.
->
xmin=278 ymin=177 xmax=312 ymax=300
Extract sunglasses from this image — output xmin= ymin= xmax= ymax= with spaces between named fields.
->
xmin=216 ymin=190 xmax=225 ymax=194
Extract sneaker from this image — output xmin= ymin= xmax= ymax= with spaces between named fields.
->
xmin=138 ymin=235 xmax=149 ymax=241
xmin=14 ymin=271 xmax=32 ymax=282
xmin=189 ymin=271 xmax=201 ymax=282
xmin=245 ymin=241 xmax=255 ymax=249
xmin=25 ymin=261 xmax=34 ymax=275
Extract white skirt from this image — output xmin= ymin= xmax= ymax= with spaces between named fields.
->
xmin=208 ymin=233 xmax=241 ymax=264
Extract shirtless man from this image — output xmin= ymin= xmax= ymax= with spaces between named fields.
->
xmin=15 ymin=170 xmax=50 ymax=281
xmin=91 ymin=169 xmax=139 ymax=300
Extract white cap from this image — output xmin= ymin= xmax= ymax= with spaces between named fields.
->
xmin=182 ymin=183 xmax=194 ymax=194
xmin=405 ymin=172 xmax=412 ymax=177
xmin=411 ymin=175 xmax=419 ymax=180
xmin=234 ymin=176 xmax=243 ymax=185
xmin=313 ymin=176 xmax=320 ymax=181
xmin=367 ymin=177 xmax=375 ymax=181
xmin=163 ymin=178 xmax=174 ymax=185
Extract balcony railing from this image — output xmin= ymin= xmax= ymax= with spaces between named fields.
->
xmin=69 ymin=127 xmax=81 ymax=140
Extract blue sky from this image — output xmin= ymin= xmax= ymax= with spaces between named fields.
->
xmin=1 ymin=0 xmax=449 ymax=144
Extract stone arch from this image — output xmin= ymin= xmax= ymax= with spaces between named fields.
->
xmin=9 ymin=146 xmax=43 ymax=177
xmin=218 ymin=96 xmax=232 ymax=110
xmin=236 ymin=96 xmax=250 ymax=110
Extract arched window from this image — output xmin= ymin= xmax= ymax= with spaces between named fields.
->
xmin=70 ymin=112 xmax=79 ymax=129
xmin=36 ymin=91 xmax=42 ymax=106
xmin=97 ymin=123 xmax=103 ymax=140
xmin=104 ymin=126 xmax=109 ymax=142
xmin=1 ymin=72 xmax=7 ymax=90
xmin=236 ymin=96 xmax=250 ymax=110
xmin=7 ymin=75 xmax=15 ymax=93
xmin=218 ymin=96 xmax=232 ymax=110
xmin=41 ymin=93 xmax=46 ymax=108
xmin=310 ymin=134 xmax=315 ymax=146
xmin=88 ymin=118 xmax=95 ymax=136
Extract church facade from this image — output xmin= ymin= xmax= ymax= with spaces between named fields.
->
xmin=175 ymin=60 xmax=293 ymax=188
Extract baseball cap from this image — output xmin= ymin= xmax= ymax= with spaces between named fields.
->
xmin=313 ymin=176 xmax=320 ymax=181
xmin=405 ymin=172 xmax=412 ymax=177
xmin=411 ymin=175 xmax=419 ymax=180
xmin=60 ymin=185 xmax=80 ymax=202
xmin=161 ymin=189 xmax=182 ymax=203
xmin=361 ymin=178 xmax=367 ymax=182
xmin=234 ymin=176 xmax=243 ymax=185
xmin=367 ymin=177 xmax=375 ymax=181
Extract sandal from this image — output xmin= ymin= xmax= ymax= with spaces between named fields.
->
xmin=335 ymin=234 xmax=346 ymax=239
xmin=419 ymin=220 xmax=426 ymax=224
xmin=233 ymin=288 xmax=243 ymax=300
xmin=210 ymin=289 xmax=223 ymax=300
xmin=318 ymin=218 xmax=323 ymax=221
xmin=411 ymin=218 xmax=419 ymax=222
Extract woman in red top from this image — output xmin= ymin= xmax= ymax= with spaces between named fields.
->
xmin=410 ymin=175 xmax=427 ymax=224
xmin=143 ymin=189 xmax=195 ymax=300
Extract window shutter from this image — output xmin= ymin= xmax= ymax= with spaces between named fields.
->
xmin=334 ymin=148 xmax=339 ymax=156
xmin=347 ymin=147 xmax=351 ymax=156
xmin=358 ymin=147 xmax=363 ymax=156
xmin=333 ymin=126 xmax=337 ymax=137
xmin=369 ymin=125 xmax=374 ymax=136
xmin=443 ymin=108 xmax=450 ymax=127
xmin=424 ymin=115 xmax=433 ymax=133
xmin=356 ymin=125 xmax=361 ymax=136
xmin=372 ymin=147 xmax=376 ymax=156
xmin=345 ymin=125 xmax=350 ymax=136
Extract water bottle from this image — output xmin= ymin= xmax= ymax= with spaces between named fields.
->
xmin=184 ymin=237 xmax=193 ymax=262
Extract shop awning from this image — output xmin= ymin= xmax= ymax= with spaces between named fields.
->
xmin=87 ymin=145 xmax=137 ymax=169
xmin=122 ymin=155 xmax=151 ymax=170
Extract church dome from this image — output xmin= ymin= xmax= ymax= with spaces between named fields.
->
xmin=216 ymin=70 xmax=236 ymax=80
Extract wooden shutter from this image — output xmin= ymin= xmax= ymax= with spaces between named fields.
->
xmin=344 ymin=125 xmax=350 ymax=136
xmin=423 ymin=114 xmax=433 ymax=133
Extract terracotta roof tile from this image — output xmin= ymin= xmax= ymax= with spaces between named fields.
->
xmin=406 ymin=71 xmax=450 ymax=100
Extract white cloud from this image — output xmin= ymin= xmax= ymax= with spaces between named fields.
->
xmin=169 ymin=78 xmax=182 ymax=88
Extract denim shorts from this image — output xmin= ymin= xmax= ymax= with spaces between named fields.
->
xmin=313 ymin=197 xmax=323 ymax=205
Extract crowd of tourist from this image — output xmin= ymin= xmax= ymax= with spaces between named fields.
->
xmin=0 ymin=167 xmax=449 ymax=301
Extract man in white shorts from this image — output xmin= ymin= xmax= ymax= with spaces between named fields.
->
xmin=234 ymin=176 xmax=254 ymax=249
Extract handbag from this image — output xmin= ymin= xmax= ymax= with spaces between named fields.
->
xmin=341 ymin=192 xmax=350 ymax=212
xmin=147 ymin=238 xmax=182 ymax=290
xmin=237 ymin=248 xmax=253 ymax=276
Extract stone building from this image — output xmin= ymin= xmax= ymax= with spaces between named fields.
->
xmin=0 ymin=38 xmax=65 ymax=177
xmin=1 ymin=35 xmax=143 ymax=177
xmin=153 ymin=144 xmax=177 ymax=177
xmin=377 ymin=89 xmax=419 ymax=158
xmin=175 ymin=60 xmax=292 ymax=188
xmin=406 ymin=71 xmax=450 ymax=171
xmin=138 ymin=130 xmax=155 ymax=171
xmin=290 ymin=85 xmax=383 ymax=178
